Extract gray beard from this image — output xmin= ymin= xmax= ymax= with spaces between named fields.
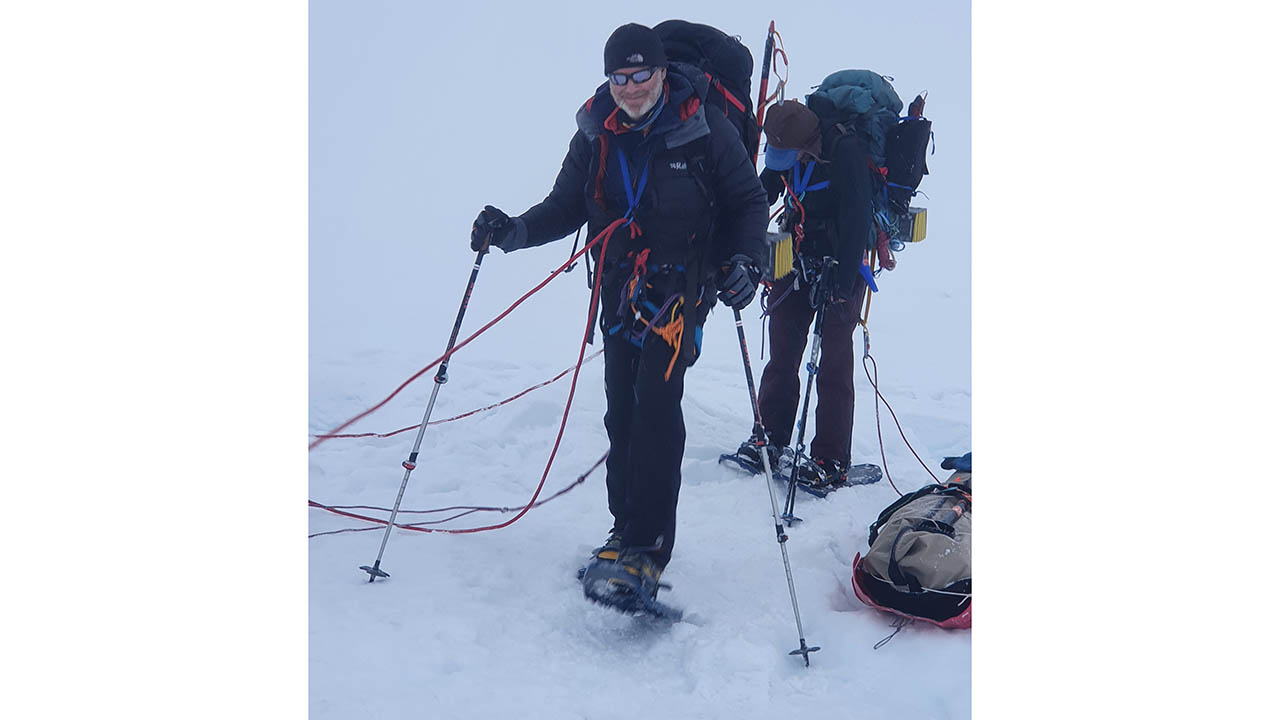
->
xmin=624 ymin=92 xmax=660 ymax=121
xmin=617 ymin=82 xmax=664 ymax=122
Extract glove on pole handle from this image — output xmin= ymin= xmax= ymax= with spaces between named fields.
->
xmin=360 ymin=243 xmax=490 ymax=582
xmin=782 ymin=256 xmax=838 ymax=522
xmin=732 ymin=307 xmax=819 ymax=667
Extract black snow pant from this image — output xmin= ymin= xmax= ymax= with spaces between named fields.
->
xmin=601 ymin=328 xmax=693 ymax=570
xmin=757 ymin=268 xmax=866 ymax=464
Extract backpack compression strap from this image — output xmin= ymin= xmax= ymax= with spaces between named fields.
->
xmin=704 ymin=73 xmax=747 ymax=114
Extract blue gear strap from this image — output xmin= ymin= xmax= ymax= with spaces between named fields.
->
xmin=790 ymin=161 xmax=830 ymax=197
xmin=859 ymin=255 xmax=879 ymax=293
xmin=616 ymin=147 xmax=650 ymax=222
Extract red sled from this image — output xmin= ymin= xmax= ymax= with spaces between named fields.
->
xmin=851 ymin=552 xmax=971 ymax=630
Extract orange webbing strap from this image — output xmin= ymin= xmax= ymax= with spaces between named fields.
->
xmin=623 ymin=254 xmax=693 ymax=382
xmin=763 ymin=31 xmax=789 ymax=107
xmin=651 ymin=299 xmax=685 ymax=381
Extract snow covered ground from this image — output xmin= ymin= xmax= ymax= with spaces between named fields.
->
xmin=310 ymin=2 xmax=970 ymax=718
xmin=309 ymin=350 xmax=970 ymax=718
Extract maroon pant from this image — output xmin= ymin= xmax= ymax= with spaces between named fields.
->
xmin=757 ymin=270 xmax=865 ymax=464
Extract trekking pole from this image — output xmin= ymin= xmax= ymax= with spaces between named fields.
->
xmin=782 ymin=256 xmax=838 ymax=524
xmin=563 ymin=225 xmax=582 ymax=275
xmin=359 ymin=238 xmax=491 ymax=582
xmin=732 ymin=306 xmax=820 ymax=667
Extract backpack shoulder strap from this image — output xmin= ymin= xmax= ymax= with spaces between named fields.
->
xmin=588 ymin=134 xmax=611 ymax=210
xmin=678 ymin=133 xmax=718 ymax=364
xmin=682 ymin=133 xmax=716 ymax=208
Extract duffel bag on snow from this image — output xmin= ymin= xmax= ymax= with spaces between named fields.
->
xmin=851 ymin=452 xmax=971 ymax=628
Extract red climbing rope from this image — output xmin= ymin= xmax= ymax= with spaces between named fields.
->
xmin=308 ymin=451 xmax=609 ymax=538
xmin=863 ymin=351 xmax=942 ymax=498
xmin=309 ymin=231 xmax=607 ymax=451
xmin=311 ymin=217 xmax=626 ymax=538
xmin=310 ymin=349 xmax=604 ymax=441
xmin=439 ymin=218 xmax=622 ymax=534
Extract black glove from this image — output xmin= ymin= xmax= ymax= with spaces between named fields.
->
xmin=717 ymin=254 xmax=761 ymax=311
xmin=941 ymin=452 xmax=972 ymax=473
xmin=470 ymin=205 xmax=528 ymax=253
xmin=759 ymin=169 xmax=785 ymax=205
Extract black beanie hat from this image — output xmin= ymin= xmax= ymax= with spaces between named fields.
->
xmin=603 ymin=23 xmax=668 ymax=75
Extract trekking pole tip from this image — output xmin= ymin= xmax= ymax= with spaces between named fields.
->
xmin=789 ymin=641 xmax=820 ymax=666
xmin=359 ymin=564 xmax=390 ymax=582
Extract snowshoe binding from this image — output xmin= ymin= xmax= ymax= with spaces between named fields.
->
xmin=580 ymin=548 xmax=682 ymax=621
xmin=576 ymin=532 xmax=622 ymax=581
xmin=719 ymin=438 xmax=787 ymax=476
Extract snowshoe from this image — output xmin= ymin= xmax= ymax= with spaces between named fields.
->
xmin=793 ymin=458 xmax=883 ymax=498
xmin=580 ymin=549 xmax=682 ymax=621
xmin=833 ymin=462 xmax=883 ymax=486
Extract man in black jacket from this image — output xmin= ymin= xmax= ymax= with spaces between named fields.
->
xmin=731 ymin=100 xmax=874 ymax=489
xmin=469 ymin=23 xmax=768 ymax=609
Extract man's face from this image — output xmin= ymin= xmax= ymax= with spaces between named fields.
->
xmin=609 ymin=66 xmax=666 ymax=121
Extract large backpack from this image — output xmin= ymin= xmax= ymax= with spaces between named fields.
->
xmin=806 ymin=70 xmax=903 ymax=166
xmin=654 ymin=20 xmax=760 ymax=159
xmin=806 ymin=70 xmax=933 ymax=240
xmin=851 ymin=452 xmax=971 ymax=628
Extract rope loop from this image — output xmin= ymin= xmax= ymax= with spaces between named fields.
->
xmin=873 ymin=615 xmax=914 ymax=650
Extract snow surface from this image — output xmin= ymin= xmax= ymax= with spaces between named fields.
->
xmin=310 ymin=2 xmax=970 ymax=718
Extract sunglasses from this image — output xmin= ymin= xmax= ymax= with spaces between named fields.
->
xmin=608 ymin=67 xmax=657 ymax=86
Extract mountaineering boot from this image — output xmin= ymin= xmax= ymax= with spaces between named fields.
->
xmin=810 ymin=457 xmax=850 ymax=487
xmin=592 ymin=531 xmax=623 ymax=561
xmin=616 ymin=549 xmax=664 ymax=600
xmin=719 ymin=437 xmax=783 ymax=476
xmin=576 ymin=531 xmax=623 ymax=581
xmin=791 ymin=454 xmax=825 ymax=487
xmin=580 ymin=548 xmax=680 ymax=619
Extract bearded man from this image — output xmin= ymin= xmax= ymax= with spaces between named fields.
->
xmin=469 ymin=22 xmax=767 ymax=614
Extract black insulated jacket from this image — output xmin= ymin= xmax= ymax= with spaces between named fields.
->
xmin=518 ymin=63 xmax=768 ymax=290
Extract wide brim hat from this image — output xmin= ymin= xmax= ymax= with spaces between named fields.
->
xmin=762 ymin=99 xmax=823 ymax=168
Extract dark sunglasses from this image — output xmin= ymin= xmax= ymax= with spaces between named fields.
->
xmin=608 ymin=67 xmax=657 ymax=86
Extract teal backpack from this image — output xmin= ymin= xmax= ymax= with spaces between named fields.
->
xmin=805 ymin=69 xmax=903 ymax=166
xmin=806 ymin=69 xmax=932 ymax=245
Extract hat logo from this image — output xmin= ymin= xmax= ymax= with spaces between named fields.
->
xmin=627 ymin=53 xmax=644 ymax=63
